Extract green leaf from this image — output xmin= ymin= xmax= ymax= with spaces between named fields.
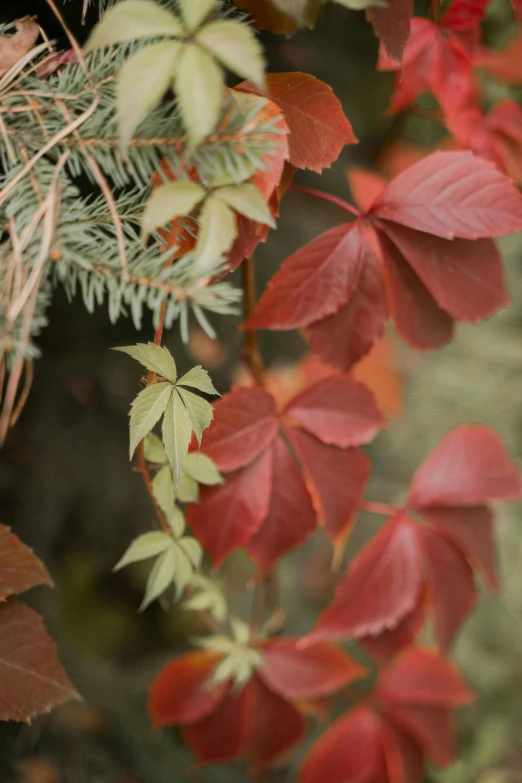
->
xmin=333 ymin=0 xmax=386 ymax=7
xmin=152 ymin=464 xmax=175 ymax=515
xmin=85 ymin=0 xmax=183 ymax=51
xmin=141 ymin=181 xmax=205 ymax=238
xmin=177 ymin=365 xmax=219 ymax=396
xmin=194 ymin=197 xmax=237 ymax=272
xmin=183 ymin=575 xmax=227 ymax=623
xmin=140 ymin=545 xmax=177 ymax=610
xmin=179 ymin=537 xmax=203 ymax=571
xmin=176 ymin=471 xmax=199 ymax=503
xmin=114 ymin=342 xmax=177 ymax=383
xmin=212 ymin=647 xmax=262 ymax=688
xmin=183 ymin=453 xmax=223 ymax=485
xmin=215 ymin=183 xmax=275 ymax=227
xmin=179 ymin=0 xmax=215 ymax=31
xmin=162 ymin=390 xmax=193 ymax=485
xmin=174 ymin=44 xmax=224 ymax=147
xmin=177 ymin=388 xmax=213 ymax=445
xmin=114 ymin=531 xmax=172 ymax=571
xmin=196 ymin=20 xmax=265 ymax=87
xmin=144 ymin=433 xmax=167 ymax=464
xmin=117 ymin=40 xmax=181 ymax=147
xmin=271 ymin=0 xmax=326 ymax=27
xmin=166 ymin=505 xmax=186 ymax=537
xmin=129 ymin=382 xmax=172 ymax=458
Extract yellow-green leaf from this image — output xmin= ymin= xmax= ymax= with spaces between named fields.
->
xmin=144 ymin=432 xmax=167 ymax=464
xmin=333 ymin=0 xmax=386 ymax=8
xmin=215 ymin=183 xmax=275 ymax=227
xmin=177 ymin=365 xmax=219 ymax=396
xmin=85 ymin=0 xmax=183 ymax=51
xmin=176 ymin=471 xmax=199 ymax=503
xmin=152 ymin=464 xmax=175 ymax=515
xmin=196 ymin=20 xmax=265 ymax=87
xmin=183 ymin=575 xmax=227 ymax=623
xmin=183 ymin=453 xmax=222 ymax=485
xmin=179 ymin=538 xmax=203 ymax=571
xmin=114 ymin=531 xmax=172 ymax=571
xmin=162 ymin=389 xmax=193 ymax=485
xmin=140 ymin=545 xmax=177 ymax=610
xmin=129 ymin=382 xmax=172 ymax=458
xmin=194 ymin=197 xmax=237 ymax=272
xmin=166 ymin=505 xmax=186 ymax=537
xmin=179 ymin=0 xmax=215 ymax=31
xmin=141 ymin=181 xmax=205 ymax=238
xmin=174 ymin=44 xmax=224 ymax=147
xmin=114 ymin=342 xmax=177 ymax=382
xmin=177 ymin=388 xmax=213 ymax=445
xmin=117 ymin=40 xmax=181 ymax=147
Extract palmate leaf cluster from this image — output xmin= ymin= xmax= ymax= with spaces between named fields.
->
xmin=0 ymin=3 xmax=279 ymax=372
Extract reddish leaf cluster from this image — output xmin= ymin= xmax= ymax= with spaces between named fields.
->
xmin=149 ymin=637 xmax=364 ymax=769
xmin=186 ymin=375 xmax=384 ymax=570
xmin=0 ymin=524 xmax=78 ymax=722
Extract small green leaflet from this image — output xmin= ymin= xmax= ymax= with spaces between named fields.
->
xmin=196 ymin=20 xmax=265 ymax=88
xmin=332 ymin=0 xmax=386 ymax=8
xmin=152 ymin=464 xmax=175 ymax=515
xmin=144 ymin=432 xmax=167 ymax=463
xmin=174 ymin=44 xmax=224 ymax=147
xmin=177 ymin=388 xmax=213 ymax=446
xmin=177 ymin=365 xmax=219 ymax=396
xmin=194 ymin=197 xmax=237 ymax=272
xmin=129 ymin=382 xmax=172 ymax=458
xmin=85 ymin=0 xmax=183 ymax=51
xmin=179 ymin=0 xmax=215 ymax=32
xmin=183 ymin=574 xmax=228 ymax=623
xmin=195 ymin=620 xmax=262 ymax=688
xmin=183 ymin=453 xmax=223 ymax=485
xmin=176 ymin=471 xmax=199 ymax=503
xmin=214 ymin=184 xmax=276 ymax=227
xmin=162 ymin=390 xmax=193 ymax=485
xmin=141 ymin=181 xmax=205 ymax=238
xmin=115 ymin=343 xmax=177 ymax=382
xmin=114 ymin=531 xmax=172 ymax=570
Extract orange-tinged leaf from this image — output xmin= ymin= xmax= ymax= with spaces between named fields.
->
xmin=148 ymin=650 xmax=227 ymax=728
xmin=0 ymin=599 xmax=78 ymax=723
xmin=475 ymin=32 xmax=522 ymax=84
xmin=367 ymin=0 xmax=413 ymax=62
xmin=0 ymin=524 xmax=52 ymax=600
xmin=347 ymin=166 xmax=386 ymax=213
xmin=352 ymin=334 xmax=403 ymax=421
xmin=233 ymin=0 xmax=299 ymax=34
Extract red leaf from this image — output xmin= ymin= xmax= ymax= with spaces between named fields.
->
xmin=378 ymin=19 xmax=476 ymax=115
xmin=378 ymin=228 xmax=455 ymax=350
xmin=147 ymin=650 xmax=227 ymax=728
xmin=0 ymin=599 xmax=78 ymax=723
xmin=226 ymin=211 xmax=273 ymax=275
xmin=186 ymin=448 xmax=273 ymax=564
xmin=371 ymin=151 xmax=522 ymax=239
xmin=243 ymin=223 xmax=363 ymax=330
xmin=283 ymin=374 xmax=384 ymax=447
xmin=418 ymin=526 xmax=476 ymax=650
xmin=367 ymin=0 xmax=413 ymax=62
xmin=237 ymin=73 xmax=357 ymax=172
xmin=360 ymin=595 xmax=427 ymax=666
xmin=202 ymin=386 xmax=278 ymax=473
xmin=441 ymin=0 xmax=491 ymax=31
xmin=408 ymin=425 xmax=522 ymax=508
xmin=183 ymin=674 xmax=306 ymax=768
xmin=306 ymin=246 xmax=386 ymax=371
xmin=382 ymin=704 xmax=455 ymax=767
xmin=247 ymin=437 xmax=316 ymax=572
xmin=420 ymin=505 xmax=498 ymax=589
xmin=232 ymin=0 xmax=299 ymax=35
xmin=475 ymin=32 xmax=522 ymax=84
xmin=299 ymin=705 xmax=388 ymax=783
xmin=513 ymin=0 xmax=522 ymax=20
xmin=304 ymin=517 xmax=423 ymax=643
xmin=347 ymin=167 xmax=387 ymax=213
xmin=259 ymin=638 xmax=366 ymax=701
xmin=376 ymin=648 xmax=474 ymax=708
xmin=379 ymin=221 xmax=508 ymax=321
xmin=287 ymin=427 xmax=370 ymax=541
xmin=381 ymin=723 xmax=424 ymax=783
xmin=0 ymin=524 xmax=52 ymax=600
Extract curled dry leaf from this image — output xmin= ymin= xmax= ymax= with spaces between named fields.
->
xmin=0 ymin=16 xmax=40 ymax=76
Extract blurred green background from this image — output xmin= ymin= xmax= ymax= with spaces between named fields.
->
xmin=1 ymin=0 xmax=522 ymax=781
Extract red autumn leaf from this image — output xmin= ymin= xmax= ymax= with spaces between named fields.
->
xmin=243 ymin=223 xmax=364 ymax=330
xmin=420 ymin=505 xmax=497 ymax=589
xmin=0 ymin=524 xmax=52 ymax=600
xmin=282 ymin=374 xmax=384 ymax=447
xmin=448 ymin=101 xmax=522 ymax=186
xmin=378 ymin=227 xmax=454 ymax=349
xmin=513 ymin=0 xmax=522 ymax=20
xmin=237 ymin=73 xmax=357 ymax=173
xmin=305 ymin=249 xmax=387 ymax=371
xmin=367 ymin=0 xmax=413 ymax=62
xmin=347 ymin=166 xmax=386 ymax=213
xmin=417 ymin=525 xmax=476 ymax=651
xmin=381 ymin=722 xmax=424 ymax=783
xmin=377 ymin=221 xmax=508 ymax=321
xmin=232 ymin=0 xmax=299 ymax=35
xmin=352 ymin=333 xmax=403 ymax=421
xmin=0 ymin=598 xmax=78 ymax=723
xmin=299 ymin=705 xmax=389 ymax=783
xmin=441 ymin=0 xmax=491 ymax=31
xmin=246 ymin=437 xmax=317 ymax=572
xmin=186 ymin=447 xmax=273 ymax=564
xmin=304 ymin=516 xmax=423 ymax=645
xmin=475 ymin=32 xmax=522 ymax=84
xmin=287 ymin=426 xmax=370 ymax=541
xmin=378 ymin=19 xmax=477 ymax=115
xmin=371 ymin=151 xmax=522 ymax=240
xmin=408 ymin=425 xmax=522 ymax=509
xmin=360 ymin=592 xmax=427 ymax=666
xmin=148 ymin=650 xmax=228 ymax=728
xmin=258 ymin=637 xmax=366 ymax=701
xmin=201 ymin=386 xmax=279 ymax=472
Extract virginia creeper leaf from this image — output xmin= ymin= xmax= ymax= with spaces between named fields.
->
xmin=152 ymin=465 xmax=175 ymax=515
xmin=141 ymin=181 xmax=205 ymax=238
xmin=177 ymin=388 xmax=213 ymax=446
xmin=174 ymin=44 xmax=223 ymax=147
xmin=367 ymin=0 xmax=413 ymax=62
xmin=177 ymin=365 xmax=219 ymax=396
xmin=196 ymin=21 xmax=265 ymax=87
xmin=162 ymin=389 xmax=193 ymax=485
xmin=0 ymin=525 xmax=52 ymax=600
xmin=214 ymin=184 xmax=275 ymax=227
xmin=144 ymin=432 xmax=167 ymax=464
xmin=85 ymin=0 xmax=183 ymax=50
xmin=194 ymin=197 xmax=237 ymax=271
xmin=179 ymin=0 xmax=214 ymax=31
xmin=115 ymin=342 xmax=177 ymax=382
xmin=183 ymin=453 xmax=223 ymax=486
xmin=113 ymin=531 xmax=173 ymax=571
xmin=129 ymin=382 xmax=172 ymax=459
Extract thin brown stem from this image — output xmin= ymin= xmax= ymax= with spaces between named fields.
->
xmin=290 ymin=185 xmax=361 ymax=217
